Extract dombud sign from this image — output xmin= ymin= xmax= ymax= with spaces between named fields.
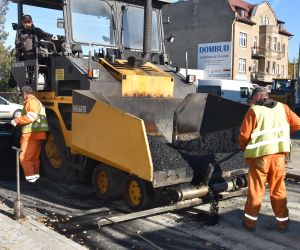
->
xmin=198 ymin=41 xmax=232 ymax=80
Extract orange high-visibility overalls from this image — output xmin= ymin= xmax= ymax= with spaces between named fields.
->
xmin=14 ymin=95 xmax=47 ymax=182
xmin=239 ymin=103 xmax=300 ymax=230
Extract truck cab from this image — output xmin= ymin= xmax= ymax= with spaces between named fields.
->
xmin=269 ymin=78 xmax=296 ymax=110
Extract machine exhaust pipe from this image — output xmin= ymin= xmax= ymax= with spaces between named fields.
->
xmin=127 ymin=0 xmax=152 ymax=68
xmin=173 ymin=185 xmax=209 ymax=202
xmin=210 ymin=181 xmax=235 ymax=193
xmin=210 ymin=175 xmax=248 ymax=193
xmin=143 ymin=0 xmax=152 ymax=63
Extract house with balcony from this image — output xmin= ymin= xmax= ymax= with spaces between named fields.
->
xmin=163 ymin=0 xmax=292 ymax=85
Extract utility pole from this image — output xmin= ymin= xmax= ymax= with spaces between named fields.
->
xmin=293 ymin=56 xmax=297 ymax=79
xmin=296 ymin=43 xmax=300 ymax=110
xmin=298 ymin=43 xmax=300 ymax=79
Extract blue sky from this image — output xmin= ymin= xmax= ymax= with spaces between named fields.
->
xmin=4 ymin=0 xmax=299 ymax=61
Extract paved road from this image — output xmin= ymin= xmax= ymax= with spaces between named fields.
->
xmin=0 ymin=123 xmax=299 ymax=249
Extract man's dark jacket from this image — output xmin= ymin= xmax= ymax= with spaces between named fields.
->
xmin=15 ymin=24 xmax=52 ymax=58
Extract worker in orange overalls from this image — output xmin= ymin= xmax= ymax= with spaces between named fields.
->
xmin=11 ymin=86 xmax=49 ymax=183
xmin=239 ymin=87 xmax=300 ymax=232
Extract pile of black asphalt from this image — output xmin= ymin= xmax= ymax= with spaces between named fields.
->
xmin=148 ymin=135 xmax=191 ymax=172
xmin=148 ymin=128 xmax=248 ymax=185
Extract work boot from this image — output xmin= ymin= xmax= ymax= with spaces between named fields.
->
xmin=276 ymin=220 xmax=289 ymax=232
xmin=242 ymin=218 xmax=256 ymax=232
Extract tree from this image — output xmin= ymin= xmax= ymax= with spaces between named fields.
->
xmin=0 ymin=0 xmax=9 ymax=41
xmin=288 ymin=59 xmax=299 ymax=79
xmin=0 ymin=0 xmax=12 ymax=92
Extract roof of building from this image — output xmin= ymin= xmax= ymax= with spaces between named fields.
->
xmin=279 ymin=28 xmax=293 ymax=37
xmin=228 ymin=0 xmax=256 ymax=12
xmin=228 ymin=0 xmax=257 ymax=24
xmin=228 ymin=0 xmax=292 ymax=36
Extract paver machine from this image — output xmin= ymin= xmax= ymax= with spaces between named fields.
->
xmin=10 ymin=0 xmax=249 ymax=211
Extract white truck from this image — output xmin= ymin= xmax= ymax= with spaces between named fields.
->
xmin=197 ymin=79 xmax=254 ymax=104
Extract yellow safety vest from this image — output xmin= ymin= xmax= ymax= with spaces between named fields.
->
xmin=244 ymin=103 xmax=290 ymax=158
xmin=21 ymin=97 xmax=49 ymax=134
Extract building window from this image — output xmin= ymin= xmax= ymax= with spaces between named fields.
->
xmin=266 ymin=61 xmax=270 ymax=74
xmin=253 ymin=60 xmax=258 ymax=72
xmin=260 ymin=16 xmax=269 ymax=25
xmin=281 ymin=65 xmax=284 ymax=76
xmin=282 ymin=44 xmax=286 ymax=54
xmin=278 ymin=42 xmax=281 ymax=52
xmin=272 ymin=62 xmax=276 ymax=74
xmin=239 ymin=32 xmax=247 ymax=47
xmin=273 ymin=37 xmax=277 ymax=51
xmin=276 ymin=64 xmax=280 ymax=75
xmin=239 ymin=58 xmax=246 ymax=73
xmin=238 ymin=8 xmax=245 ymax=17
xmin=267 ymin=36 xmax=271 ymax=50
xmin=253 ymin=36 xmax=257 ymax=48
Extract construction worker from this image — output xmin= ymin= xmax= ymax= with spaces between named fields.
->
xmin=239 ymin=87 xmax=300 ymax=232
xmin=11 ymin=86 xmax=49 ymax=183
xmin=15 ymin=14 xmax=53 ymax=60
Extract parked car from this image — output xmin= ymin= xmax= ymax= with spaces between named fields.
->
xmin=0 ymin=96 xmax=22 ymax=119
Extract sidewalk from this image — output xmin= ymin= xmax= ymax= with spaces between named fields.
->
xmin=0 ymin=202 xmax=86 ymax=250
xmin=287 ymin=140 xmax=300 ymax=180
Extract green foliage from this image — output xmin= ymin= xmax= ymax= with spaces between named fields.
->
xmin=288 ymin=61 xmax=299 ymax=79
xmin=0 ymin=43 xmax=12 ymax=91
xmin=0 ymin=0 xmax=9 ymax=43
xmin=6 ymin=87 xmax=21 ymax=103
xmin=0 ymin=0 xmax=12 ymax=92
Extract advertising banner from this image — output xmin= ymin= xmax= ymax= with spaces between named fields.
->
xmin=198 ymin=41 xmax=232 ymax=79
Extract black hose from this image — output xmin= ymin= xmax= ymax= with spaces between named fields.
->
xmin=214 ymin=148 xmax=241 ymax=165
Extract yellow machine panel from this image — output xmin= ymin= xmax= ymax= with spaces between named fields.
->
xmin=100 ymin=59 xmax=174 ymax=97
xmin=35 ymin=92 xmax=72 ymax=146
xmin=71 ymin=91 xmax=154 ymax=182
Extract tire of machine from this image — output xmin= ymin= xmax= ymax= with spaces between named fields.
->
xmin=123 ymin=175 xmax=155 ymax=211
xmin=40 ymin=115 xmax=76 ymax=182
xmin=92 ymin=164 xmax=125 ymax=200
xmin=74 ymin=155 xmax=96 ymax=184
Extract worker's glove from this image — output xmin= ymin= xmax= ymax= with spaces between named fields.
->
xmin=52 ymin=35 xmax=58 ymax=41
xmin=11 ymin=119 xmax=17 ymax=127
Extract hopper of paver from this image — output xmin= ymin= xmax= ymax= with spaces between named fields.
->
xmin=172 ymin=93 xmax=249 ymax=139
xmin=71 ymin=91 xmax=249 ymax=210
